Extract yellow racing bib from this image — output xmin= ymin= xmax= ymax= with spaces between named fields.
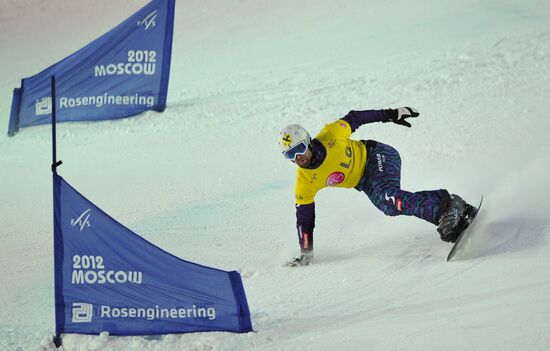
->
xmin=295 ymin=120 xmax=367 ymax=205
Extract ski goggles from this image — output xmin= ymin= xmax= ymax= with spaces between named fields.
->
xmin=283 ymin=141 xmax=308 ymax=161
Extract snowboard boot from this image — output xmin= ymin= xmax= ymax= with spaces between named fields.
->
xmin=286 ymin=250 xmax=314 ymax=267
xmin=437 ymin=194 xmax=474 ymax=243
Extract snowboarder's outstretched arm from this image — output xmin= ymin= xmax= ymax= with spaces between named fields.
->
xmin=296 ymin=202 xmax=315 ymax=253
xmin=342 ymin=107 xmax=419 ymax=132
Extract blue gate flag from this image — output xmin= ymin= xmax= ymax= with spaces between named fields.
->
xmin=8 ymin=0 xmax=175 ymax=136
xmin=53 ymin=174 xmax=253 ymax=336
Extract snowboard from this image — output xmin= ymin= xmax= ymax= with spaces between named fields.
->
xmin=447 ymin=196 xmax=484 ymax=262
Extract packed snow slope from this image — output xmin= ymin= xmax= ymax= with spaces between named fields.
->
xmin=1 ymin=0 xmax=550 ymax=350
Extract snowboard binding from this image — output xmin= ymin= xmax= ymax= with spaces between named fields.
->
xmin=437 ymin=194 xmax=477 ymax=243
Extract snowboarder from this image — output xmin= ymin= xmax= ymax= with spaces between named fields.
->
xmin=279 ymin=108 xmax=475 ymax=266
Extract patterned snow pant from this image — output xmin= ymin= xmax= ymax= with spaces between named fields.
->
xmin=355 ymin=140 xmax=449 ymax=225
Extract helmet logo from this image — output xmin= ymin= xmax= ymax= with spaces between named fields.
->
xmin=281 ymin=134 xmax=292 ymax=147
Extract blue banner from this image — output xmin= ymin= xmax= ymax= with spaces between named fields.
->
xmin=8 ymin=0 xmax=175 ymax=136
xmin=53 ymin=174 xmax=253 ymax=336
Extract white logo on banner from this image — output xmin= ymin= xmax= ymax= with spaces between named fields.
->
xmin=35 ymin=97 xmax=52 ymax=115
xmin=138 ymin=10 xmax=158 ymax=30
xmin=72 ymin=303 xmax=93 ymax=323
xmin=94 ymin=50 xmax=157 ymax=77
xmin=71 ymin=209 xmax=91 ymax=232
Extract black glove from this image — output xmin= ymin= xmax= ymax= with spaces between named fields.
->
xmin=386 ymin=107 xmax=419 ymax=128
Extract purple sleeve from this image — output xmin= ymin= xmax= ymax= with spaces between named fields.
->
xmin=341 ymin=109 xmax=392 ymax=132
xmin=296 ymin=202 xmax=315 ymax=233
xmin=296 ymin=203 xmax=315 ymax=251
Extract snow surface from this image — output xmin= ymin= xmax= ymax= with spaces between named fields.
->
xmin=1 ymin=0 xmax=550 ymax=350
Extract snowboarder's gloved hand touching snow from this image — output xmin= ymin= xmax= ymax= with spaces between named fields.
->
xmin=387 ymin=107 xmax=419 ymax=128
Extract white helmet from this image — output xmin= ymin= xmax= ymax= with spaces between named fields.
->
xmin=279 ymin=124 xmax=311 ymax=161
